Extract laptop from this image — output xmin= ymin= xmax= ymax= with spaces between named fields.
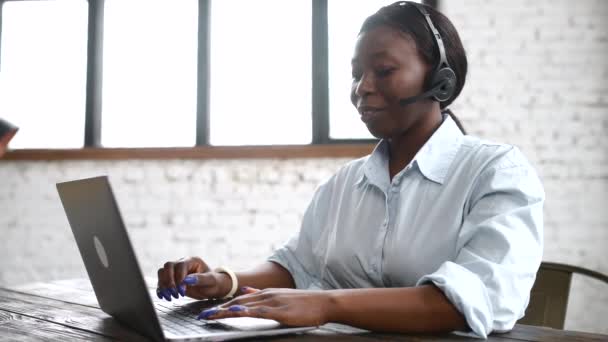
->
xmin=56 ymin=176 xmax=317 ymax=341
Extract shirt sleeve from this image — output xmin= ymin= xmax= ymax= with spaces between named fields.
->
xmin=268 ymin=180 xmax=333 ymax=290
xmin=416 ymin=150 xmax=545 ymax=338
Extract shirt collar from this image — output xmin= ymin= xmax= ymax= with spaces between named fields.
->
xmin=355 ymin=140 xmax=390 ymax=190
xmin=356 ymin=114 xmax=464 ymax=188
xmin=415 ymin=114 xmax=464 ymax=184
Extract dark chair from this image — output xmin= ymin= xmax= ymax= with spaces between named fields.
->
xmin=0 ymin=118 xmax=19 ymax=158
xmin=518 ymin=261 xmax=608 ymax=329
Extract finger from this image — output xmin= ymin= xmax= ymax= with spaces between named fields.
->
xmin=218 ymin=291 xmax=267 ymax=308
xmin=181 ymin=273 xmax=217 ymax=287
xmin=199 ymin=305 xmax=277 ymax=321
xmin=158 ymin=261 xmax=183 ymax=300
xmin=165 ymin=261 xmax=182 ymax=299
xmin=219 ymin=299 xmax=273 ymax=311
xmin=183 ymin=273 xmax=218 ymax=298
xmin=187 ymin=256 xmax=211 ymax=273
xmin=198 ymin=304 xmax=253 ymax=320
xmin=156 ymin=268 xmax=165 ymax=289
xmin=157 ymin=287 xmax=172 ymax=301
xmin=157 ymin=267 xmax=174 ymax=301
xmin=173 ymin=261 xmax=188 ymax=296
xmin=160 ymin=261 xmax=176 ymax=289
xmin=240 ymin=286 xmax=260 ymax=295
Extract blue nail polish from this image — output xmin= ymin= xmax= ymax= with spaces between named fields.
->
xmin=240 ymin=286 xmax=249 ymax=292
xmin=197 ymin=308 xmax=219 ymax=320
xmin=156 ymin=289 xmax=163 ymax=300
xmin=182 ymin=275 xmax=197 ymax=285
xmin=162 ymin=289 xmax=172 ymax=301
xmin=170 ymin=288 xmax=179 ymax=299
xmin=178 ymin=285 xmax=186 ymax=297
xmin=228 ymin=305 xmax=246 ymax=312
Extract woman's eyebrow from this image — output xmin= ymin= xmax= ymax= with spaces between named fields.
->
xmin=352 ymin=51 xmax=399 ymax=65
xmin=371 ymin=51 xmax=391 ymax=59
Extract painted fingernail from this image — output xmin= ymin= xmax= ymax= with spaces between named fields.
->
xmin=241 ymin=286 xmax=259 ymax=293
xmin=178 ymin=285 xmax=186 ymax=297
xmin=228 ymin=305 xmax=247 ymax=312
xmin=241 ymin=286 xmax=259 ymax=294
xmin=197 ymin=308 xmax=219 ymax=320
xmin=170 ymin=288 xmax=179 ymax=299
xmin=162 ymin=289 xmax=172 ymax=301
xmin=182 ymin=275 xmax=197 ymax=285
xmin=156 ymin=289 xmax=163 ymax=300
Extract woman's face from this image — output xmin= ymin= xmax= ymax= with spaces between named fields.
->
xmin=351 ymin=25 xmax=431 ymax=139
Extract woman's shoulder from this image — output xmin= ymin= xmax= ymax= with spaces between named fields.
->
xmin=456 ymin=135 xmax=539 ymax=181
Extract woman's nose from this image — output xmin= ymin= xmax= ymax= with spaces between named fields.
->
xmin=354 ymin=73 xmax=375 ymax=98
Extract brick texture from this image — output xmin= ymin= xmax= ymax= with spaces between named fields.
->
xmin=442 ymin=0 xmax=608 ymax=333
xmin=0 ymin=0 xmax=606 ymax=334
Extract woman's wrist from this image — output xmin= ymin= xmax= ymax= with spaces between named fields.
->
xmin=215 ymin=272 xmax=234 ymax=298
xmin=214 ymin=266 xmax=238 ymax=298
xmin=322 ymin=290 xmax=341 ymax=324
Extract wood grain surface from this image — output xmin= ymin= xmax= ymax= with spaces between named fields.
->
xmin=1 ymin=279 xmax=607 ymax=341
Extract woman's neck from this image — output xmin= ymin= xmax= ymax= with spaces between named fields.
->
xmin=387 ymin=107 xmax=443 ymax=180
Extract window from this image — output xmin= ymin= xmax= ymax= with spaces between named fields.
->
xmin=327 ymin=0 xmax=421 ymax=139
xmin=101 ymin=0 xmax=198 ymax=147
xmin=209 ymin=0 xmax=312 ymax=146
xmin=0 ymin=0 xmax=432 ymax=152
xmin=0 ymin=0 xmax=88 ymax=148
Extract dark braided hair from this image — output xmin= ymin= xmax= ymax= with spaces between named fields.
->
xmin=359 ymin=2 xmax=468 ymax=134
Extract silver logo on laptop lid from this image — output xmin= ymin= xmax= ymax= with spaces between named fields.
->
xmin=93 ymin=236 xmax=109 ymax=268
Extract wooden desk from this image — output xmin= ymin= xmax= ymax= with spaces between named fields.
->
xmin=1 ymin=279 xmax=606 ymax=341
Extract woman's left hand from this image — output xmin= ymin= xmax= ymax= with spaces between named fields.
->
xmin=197 ymin=287 xmax=333 ymax=327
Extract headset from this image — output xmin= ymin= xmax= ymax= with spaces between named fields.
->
xmin=396 ymin=1 xmax=457 ymax=107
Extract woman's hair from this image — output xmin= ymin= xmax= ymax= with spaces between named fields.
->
xmin=359 ymin=2 xmax=467 ymax=133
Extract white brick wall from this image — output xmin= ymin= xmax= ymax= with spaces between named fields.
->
xmin=0 ymin=159 xmax=346 ymax=284
xmin=0 ymin=0 xmax=607 ymax=334
xmin=442 ymin=0 xmax=608 ymax=333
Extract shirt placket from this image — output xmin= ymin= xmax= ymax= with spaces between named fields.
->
xmin=379 ymin=164 xmax=412 ymax=286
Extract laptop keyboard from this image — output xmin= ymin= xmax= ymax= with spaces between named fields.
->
xmin=155 ymin=301 xmax=232 ymax=336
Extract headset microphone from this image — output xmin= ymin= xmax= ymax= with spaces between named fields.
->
xmin=399 ymin=79 xmax=448 ymax=107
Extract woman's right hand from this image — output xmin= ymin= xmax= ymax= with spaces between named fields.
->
xmin=156 ymin=256 xmax=232 ymax=301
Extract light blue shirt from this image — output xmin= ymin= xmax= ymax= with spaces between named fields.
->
xmin=268 ymin=115 xmax=544 ymax=338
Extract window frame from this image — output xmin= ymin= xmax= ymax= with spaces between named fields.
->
xmin=0 ymin=0 xmax=438 ymax=159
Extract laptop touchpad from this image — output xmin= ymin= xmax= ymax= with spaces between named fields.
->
xmin=214 ymin=317 xmax=281 ymax=331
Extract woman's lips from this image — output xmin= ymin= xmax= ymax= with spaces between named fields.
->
xmin=360 ymin=108 xmax=385 ymax=123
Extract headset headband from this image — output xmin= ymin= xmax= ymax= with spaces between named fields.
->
xmin=405 ymin=2 xmax=450 ymax=70
xmin=396 ymin=1 xmax=456 ymax=103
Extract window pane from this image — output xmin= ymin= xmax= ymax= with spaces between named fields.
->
xmin=102 ymin=0 xmax=198 ymax=147
xmin=0 ymin=1 xmax=88 ymax=149
xmin=328 ymin=0 xmax=421 ymax=139
xmin=209 ymin=0 xmax=311 ymax=146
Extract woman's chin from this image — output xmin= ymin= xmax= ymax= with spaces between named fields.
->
xmin=365 ymin=125 xmax=389 ymax=140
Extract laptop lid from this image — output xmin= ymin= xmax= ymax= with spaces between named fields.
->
xmin=57 ymin=176 xmax=318 ymax=341
xmin=57 ymin=176 xmax=165 ymax=342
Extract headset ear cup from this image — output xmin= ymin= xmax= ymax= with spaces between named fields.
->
xmin=432 ymin=67 xmax=457 ymax=102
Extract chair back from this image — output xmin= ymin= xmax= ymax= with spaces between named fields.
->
xmin=518 ymin=262 xmax=608 ymax=329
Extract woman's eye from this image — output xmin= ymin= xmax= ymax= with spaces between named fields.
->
xmin=376 ymin=67 xmax=395 ymax=77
